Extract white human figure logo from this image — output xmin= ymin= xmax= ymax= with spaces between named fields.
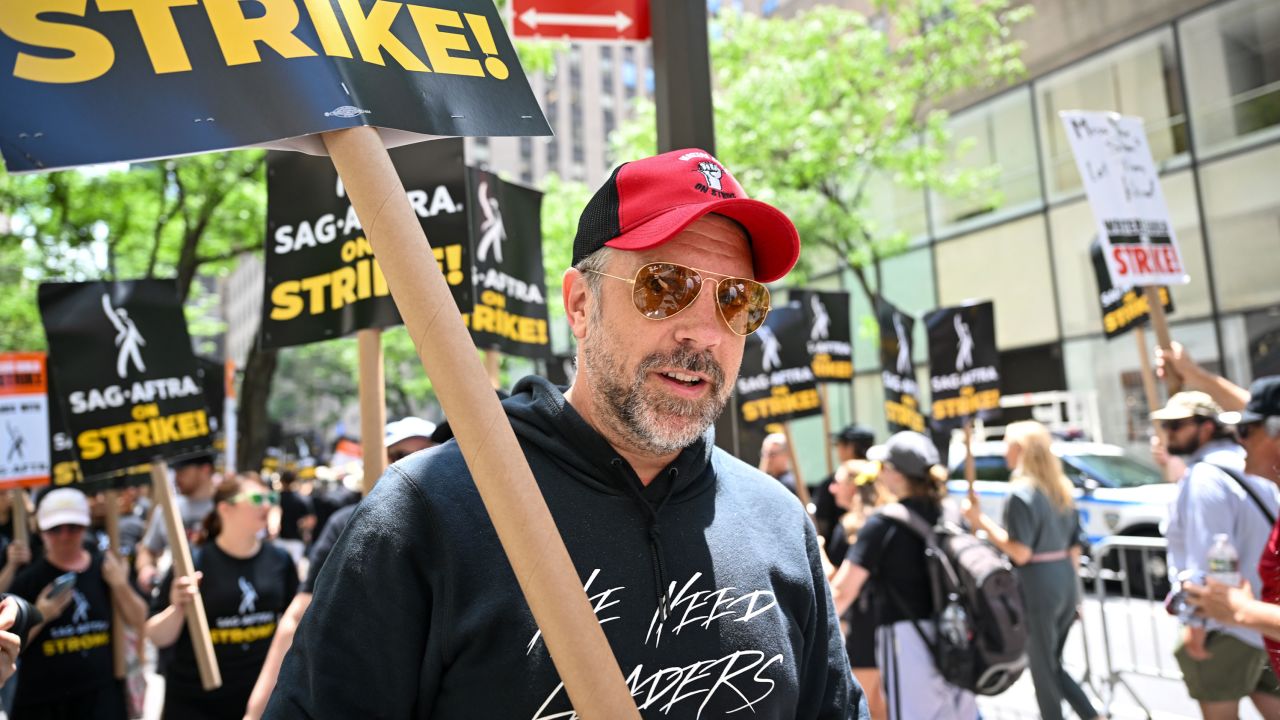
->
xmin=238 ymin=577 xmax=258 ymax=615
xmin=696 ymin=161 xmax=723 ymax=191
xmin=894 ymin=314 xmax=912 ymax=375
xmin=955 ymin=314 xmax=974 ymax=372
xmin=475 ymin=181 xmax=506 ymax=264
xmin=809 ymin=295 xmax=830 ymax=341
xmin=71 ymin=590 xmax=89 ymax=624
xmin=757 ymin=325 xmax=782 ymax=372
xmin=102 ymin=294 xmax=146 ymax=379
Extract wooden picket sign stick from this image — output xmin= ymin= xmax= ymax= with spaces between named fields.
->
xmin=819 ymin=384 xmax=834 ymax=477
xmin=357 ymin=328 xmax=387 ymax=495
xmin=782 ymin=423 xmax=812 ymax=510
xmin=103 ymin=488 xmax=127 ymax=679
xmin=1143 ymin=287 xmax=1181 ymax=394
xmin=484 ymin=349 xmax=502 ymax=389
xmin=151 ymin=461 xmax=221 ymax=690
xmin=9 ymin=490 xmax=28 ymax=548
xmin=323 ymin=127 xmax=639 ymax=719
xmin=963 ymin=419 xmax=977 ymax=497
xmin=1134 ymin=326 xmax=1161 ymax=414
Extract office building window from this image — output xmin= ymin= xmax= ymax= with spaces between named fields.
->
xmin=1200 ymin=143 xmax=1280 ymax=312
xmin=1181 ymin=0 xmax=1280 ymax=158
xmin=1037 ymin=29 xmax=1189 ymax=201
xmin=845 ymin=247 xmax=937 ymax=374
xmin=930 ymin=87 xmax=1043 ymax=237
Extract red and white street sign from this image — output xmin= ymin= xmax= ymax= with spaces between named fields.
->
xmin=511 ymin=0 xmax=651 ymax=41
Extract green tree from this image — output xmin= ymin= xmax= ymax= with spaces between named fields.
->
xmin=612 ymin=0 xmax=1030 ymax=308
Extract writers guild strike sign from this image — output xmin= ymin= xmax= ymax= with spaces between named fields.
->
xmin=926 ymin=301 xmax=1001 ymax=429
xmin=262 ymin=139 xmax=471 ymax=349
xmin=0 ymin=0 xmax=551 ymax=173
xmin=789 ymin=289 xmax=852 ymax=384
xmin=0 ymin=353 xmax=50 ymax=488
xmin=877 ymin=300 xmax=925 ymax=434
xmin=464 ymin=168 xmax=549 ymax=358
xmin=1060 ymin=111 xmax=1188 ymax=288
xmin=736 ymin=304 xmax=822 ymax=427
xmin=1091 ymin=238 xmax=1174 ymax=340
xmin=38 ymin=280 xmax=212 ymax=480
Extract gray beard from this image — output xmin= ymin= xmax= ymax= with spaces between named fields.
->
xmin=580 ymin=334 xmax=730 ymax=457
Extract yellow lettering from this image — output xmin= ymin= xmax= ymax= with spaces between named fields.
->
xmin=331 ymin=266 xmax=357 ymax=309
xmin=270 ymin=281 xmax=304 ymax=321
xmin=405 ymin=6 xmax=481 ymax=77
xmin=77 ymin=429 xmax=105 ymax=461
xmin=203 ymin=0 xmax=316 ymax=66
xmin=0 ymin=0 xmax=115 ymax=84
xmin=300 ymin=0 xmax=352 ymax=58
xmin=96 ymin=0 xmax=195 ymax=74
xmin=122 ymin=421 xmax=150 ymax=451
xmin=336 ymin=0 xmax=428 ymax=72
xmin=299 ymin=274 xmax=332 ymax=315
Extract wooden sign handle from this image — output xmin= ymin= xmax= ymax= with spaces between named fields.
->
xmin=322 ymin=127 xmax=639 ymax=719
xmin=963 ymin=419 xmax=976 ymax=497
xmin=782 ymin=423 xmax=812 ymax=510
xmin=151 ymin=461 xmax=221 ymax=690
xmin=103 ymin=489 xmax=127 ymax=680
xmin=1144 ymin=287 xmax=1181 ymax=395
xmin=9 ymin=490 xmax=28 ymax=548
xmin=357 ymin=328 xmax=386 ymax=495
xmin=819 ymin=384 xmax=834 ymax=477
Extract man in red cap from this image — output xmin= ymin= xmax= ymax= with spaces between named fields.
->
xmin=267 ymin=150 xmax=866 ymax=719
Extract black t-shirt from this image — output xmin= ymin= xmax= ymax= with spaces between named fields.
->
xmin=278 ymin=491 xmax=313 ymax=542
xmin=311 ymin=485 xmax=358 ymax=543
xmin=810 ymin=473 xmax=843 ymax=547
xmin=846 ymin=496 xmax=939 ymax=625
xmin=154 ymin=541 xmax=298 ymax=718
xmin=301 ymin=503 xmax=357 ymax=594
xmin=10 ymin=551 xmax=131 ymax=708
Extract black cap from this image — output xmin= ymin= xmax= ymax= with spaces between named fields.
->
xmin=833 ymin=425 xmax=875 ymax=445
xmin=171 ymin=453 xmax=215 ymax=470
xmin=1220 ymin=376 xmax=1280 ymax=425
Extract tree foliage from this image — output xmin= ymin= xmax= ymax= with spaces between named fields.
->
xmin=612 ymin=0 xmax=1030 ymax=305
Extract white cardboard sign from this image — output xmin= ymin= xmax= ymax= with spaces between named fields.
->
xmin=1060 ymin=111 xmax=1189 ymax=287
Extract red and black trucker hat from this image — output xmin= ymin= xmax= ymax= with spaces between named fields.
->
xmin=571 ymin=149 xmax=801 ymax=283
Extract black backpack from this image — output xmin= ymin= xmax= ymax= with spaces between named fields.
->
xmin=879 ymin=503 xmax=1029 ymax=696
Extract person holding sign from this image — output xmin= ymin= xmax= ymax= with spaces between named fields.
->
xmin=267 ymin=149 xmax=864 ymax=718
xmin=148 ymin=473 xmax=297 ymax=719
xmin=10 ymin=488 xmax=146 ymax=720
xmin=136 ymin=453 xmax=217 ymax=593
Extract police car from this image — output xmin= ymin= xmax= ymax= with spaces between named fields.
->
xmin=947 ymin=440 xmax=1176 ymax=593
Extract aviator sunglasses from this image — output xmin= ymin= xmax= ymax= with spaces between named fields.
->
xmin=587 ymin=262 xmax=771 ymax=336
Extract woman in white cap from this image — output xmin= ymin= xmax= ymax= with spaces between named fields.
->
xmin=963 ymin=421 xmax=1102 ymax=720
xmin=9 ymin=487 xmax=146 ymax=719
xmin=148 ymin=472 xmax=297 ymax=719
xmin=829 ymin=431 xmax=977 ymax=720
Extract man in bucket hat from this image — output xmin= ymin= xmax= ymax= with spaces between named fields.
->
xmin=267 ymin=150 xmax=866 ymax=718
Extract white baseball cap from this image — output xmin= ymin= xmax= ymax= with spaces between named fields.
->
xmin=384 ymin=417 xmax=437 ymax=448
xmin=37 ymin=488 xmax=91 ymax=531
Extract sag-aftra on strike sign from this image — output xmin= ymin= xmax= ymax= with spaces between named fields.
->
xmin=0 ymin=0 xmax=550 ymax=172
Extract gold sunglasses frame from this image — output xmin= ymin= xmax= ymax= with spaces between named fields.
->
xmin=586 ymin=262 xmax=772 ymax=336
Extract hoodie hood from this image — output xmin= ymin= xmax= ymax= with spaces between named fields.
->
xmin=503 ymin=375 xmax=716 ymax=504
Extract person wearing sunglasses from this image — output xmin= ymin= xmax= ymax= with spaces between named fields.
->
xmin=1153 ymin=391 xmax=1280 ymax=717
xmin=8 ymin=488 xmax=146 ymax=720
xmin=266 ymin=149 xmax=866 ymax=719
xmin=149 ymin=473 xmax=297 ymax=719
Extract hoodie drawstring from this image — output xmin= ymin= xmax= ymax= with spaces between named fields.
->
xmin=611 ymin=459 xmax=677 ymax=621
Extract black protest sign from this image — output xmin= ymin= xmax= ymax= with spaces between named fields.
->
xmin=464 ymin=168 xmax=549 ymax=358
xmin=47 ymin=371 xmax=82 ymax=489
xmin=544 ymin=353 xmax=577 ymax=387
xmin=39 ymin=280 xmax=212 ymax=479
xmin=1091 ymin=239 xmax=1174 ymax=340
xmin=790 ymin=289 xmax=852 ymax=383
xmin=926 ymin=301 xmax=1001 ymax=428
xmin=262 ymin=139 xmax=471 ymax=348
xmin=878 ymin=300 xmax=926 ymax=433
xmin=0 ymin=0 xmax=551 ymax=173
xmin=197 ymin=356 xmax=225 ymax=439
xmin=735 ymin=303 xmax=822 ymax=427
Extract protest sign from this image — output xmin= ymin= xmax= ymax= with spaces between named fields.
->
xmin=736 ymin=303 xmax=822 ymax=427
xmin=1060 ymin=111 xmax=1188 ymax=288
xmin=464 ymin=168 xmax=549 ymax=358
xmin=262 ymin=139 xmax=472 ymax=348
xmin=0 ymin=0 xmax=550 ymax=173
xmin=877 ymin=300 xmax=926 ymax=434
xmin=0 ymin=353 xmax=50 ymax=488
xmin=1091 ymin=238 xmax=1174 ymax=340
xmin=38 ymin=280 xmax=212 ymax=479
xmin=926 ymin=301 xmax=1001 ymax=429
xmin=790 ymin=289 xmax=852 ymax=383
xmin=544 ymin=352 xmax=578 ymax=387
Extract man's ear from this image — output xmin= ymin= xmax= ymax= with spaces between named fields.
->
xmin=563 ymin=268 xmax=590 ymax=341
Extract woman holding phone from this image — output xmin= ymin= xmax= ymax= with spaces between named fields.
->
xmin=10 ymin=488 xmax=146 ymax=719
xmin=148 ymin=472 xmax=297 ymax=719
